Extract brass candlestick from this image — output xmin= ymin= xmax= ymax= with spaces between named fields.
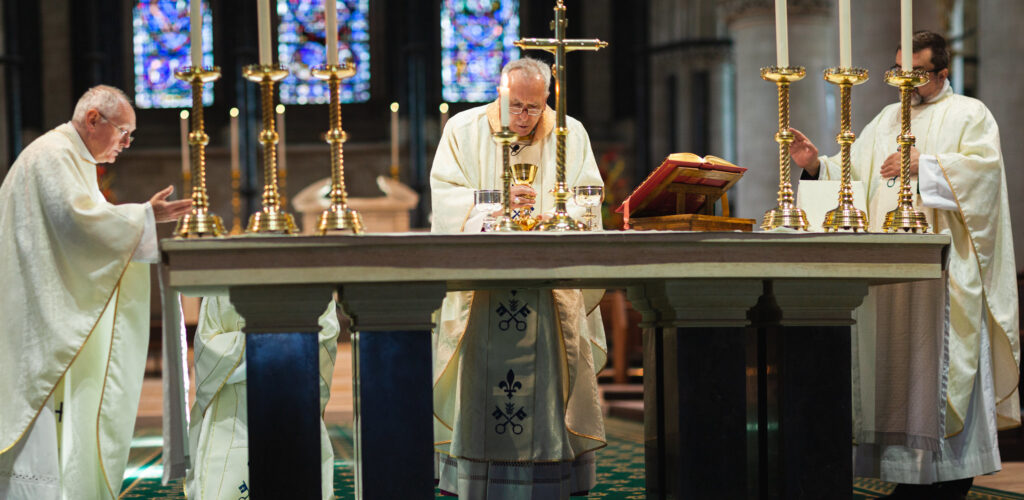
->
xmin=516 ymin=0 xmax=606 ymax=232
xmin=491 ymin=127 xmax=522 ymax=232
xmin=312 ymin=62 xmax=363 ymax=234
xmin=173 ymin=66 xmax=225 ymax=238
xmin=761 ymin=66 xmax=808 ymax=231
xmin=822 ymin=67 xmax=870 ymax=232
xmin=243 ymin=64 xmax=297 ymax=234
xmin=882 ymin=68 xmax=930 ymax=233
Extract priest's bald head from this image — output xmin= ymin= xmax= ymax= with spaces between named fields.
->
xmin=71 ymin=85 xmax=136 ymax=164
xmin=501 ymin=58 xmax=551 ymax=137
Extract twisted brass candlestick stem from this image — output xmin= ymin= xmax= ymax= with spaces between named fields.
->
xmin=760 ymin=66 xmax=808 ymax=230
xmin=312 ymin=63 xmax=363 ymax=234
xmin=491 ymin=128 xmax=522 ymax=232
xmin=173 ymin=66 xmax=224 ymax=238
xmin=243 ymin=65 xmax=296 ymax=234
xmin=822 ymin=67 xmax=869 ymax=232
xmin=882 ymin=69 xmax=930 ymax=233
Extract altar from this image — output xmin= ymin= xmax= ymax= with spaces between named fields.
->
xmin=160 ymin=231 xmax=949 ymax=499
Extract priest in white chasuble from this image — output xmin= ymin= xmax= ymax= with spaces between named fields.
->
xmin=792 ymin=32 xmax=1019 ymax=498
xmin=0 ymin=85 xmax=191 ymax=499
xmin=430 ymin=57 xmax=608 ymax=499
xmin=185 ymin=296 xmax=340 ymax=500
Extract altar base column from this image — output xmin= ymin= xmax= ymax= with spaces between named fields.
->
xmin=747 ymin=279 xmax=867 ymax=499
xmin=230 ymin=284 xmax=336 ymax=500
xmin=339 ymin=283 xmax=447 ymax=500
xmin=628 ymin=279 xmax=763 ymax=499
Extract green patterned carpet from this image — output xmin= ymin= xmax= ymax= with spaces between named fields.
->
xmin=119 ymin=418 xmax=1022 ymax=499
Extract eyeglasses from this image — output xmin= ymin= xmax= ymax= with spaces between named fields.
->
xmin=98 ymin=112 xmax=135 ymax=145
xmin=509 ymin=105 xmax=543 ymax=117
xmin=889 ymin=64 xmax=944 ymax=75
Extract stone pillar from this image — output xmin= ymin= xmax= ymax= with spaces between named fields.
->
xmin=40 ymin=0 xmax=71 ymax=129
xmin=0 ymin=3 xmax=7 ymax=176
xmin=727 ymin=0 xmax=834 ymax=221
xmin=977 ymin=0 xmax=1024 ymax=270
xmin=580 ymin=0 xmax=614 ymax=139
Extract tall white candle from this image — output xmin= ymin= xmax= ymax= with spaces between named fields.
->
xmin=390 ymin=102 xmax=400 ymax=167
xmin=190 ymin=0 xmax=202 ymax=68
xmin=900 ymin=0 xmax=912 ymax=71
xmin=229 ymin=108 xmax=240 ymax=175
xmin=775 ymin=0 xmax=789 ymax=67
xmin=257 ymin=0 xmax=272 ymax=65
xmin=326 ymin=0 xmax=338 ymax=66
xmin=499 ymin=73 xmax=510 ymax=128
xmin=276 ymin=104 xmax=286 ymax=174
xmin=439 ymin=102 xmax=449 ymax=132
xmin=838 ymin=0 xmax=851 ymax=68
xmin=180 ymin=110 xmax=190 ymax=175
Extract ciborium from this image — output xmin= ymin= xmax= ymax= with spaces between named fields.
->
xmin=761 ymin=66 xmax=808 ymax=231
xmin=312 ymin=61 xmax=363 ymax=234
xmin=243 ymin=64 xmax=297 ymax=234
xmin=511 ymin=163 xmax=539 ymax=230
xmin=173 ymin=66 xmax=225 ymax=238
xmin=882 ymin=68 xmax=930 ymax=233
xmin=822 ymin=67 xmax=870 ymax=232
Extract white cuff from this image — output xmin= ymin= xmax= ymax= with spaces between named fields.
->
xmin=132 ymin=203 xmax=160 ymax=263
xmin=463 ymin=208 xmax=486 ymax=233
xmin=918 ymin=154 xmax=958 ymax=211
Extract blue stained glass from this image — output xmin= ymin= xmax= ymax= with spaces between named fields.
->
xmin=277 ymin=0 xmax=371 ymax=105
xmin=441 ymin=0 xmax=519 ymax=102
xmin=133 ymin=0 xmax=214 ymax=108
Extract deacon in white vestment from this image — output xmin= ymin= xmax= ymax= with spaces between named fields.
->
xmin=430 ymin=57 xmax=608 ymax=499
xmin=792 ymin=32 xmax=1019 ymax=497
xmin=185 ymin=296 xmax=340 ymax=500
xmin=0 ymin=85 xmax=191 ymax=499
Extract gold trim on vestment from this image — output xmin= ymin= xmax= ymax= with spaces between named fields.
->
xmin=96 ymin=283 xmax=124 ymax=498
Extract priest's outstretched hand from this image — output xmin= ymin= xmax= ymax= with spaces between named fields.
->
xmin=149 ymin=185 xmax=193 ymax=222
xmin=789 ymin=128 xmax=820 ymax=176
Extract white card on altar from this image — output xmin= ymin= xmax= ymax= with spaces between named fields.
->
xmin=796 ymin=180 xmax=867 ymax=232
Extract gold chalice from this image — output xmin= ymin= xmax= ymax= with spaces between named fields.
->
xmin=511 ymin=163 xmax=539 ymax=230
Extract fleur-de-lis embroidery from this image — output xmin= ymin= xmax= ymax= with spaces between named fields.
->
xmin=496 ymin=290 xmax=531 ymax=332
xmin=498 ymin=369 xmax=522 ymax=399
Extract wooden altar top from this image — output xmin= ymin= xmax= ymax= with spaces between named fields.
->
xmin=162 ymin=231 xmax=950 ymax=294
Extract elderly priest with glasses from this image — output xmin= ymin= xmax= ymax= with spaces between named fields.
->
xmin=0 ymin=85 xmax=191 ymax=499
xmin=429 ymin=57 xmax=608 ymax=498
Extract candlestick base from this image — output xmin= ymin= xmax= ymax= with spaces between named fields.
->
xmin=247 ymin=207 xmax=297 ymax=234
xmin=823 ymin=206 xmax=868 ymax=232
xmin=318 ymin=206 xmax=363 ymax=235
xmin=762 ymin=206 xmax=808 ymax=231
xmin=175 ymin=211 xmax=226 ymax=239
xmin=492 ymin=215 xmax=523 ymax=232
xmin=537 ymin=189 xmax=586 ymax=232
xmin=882 ymin=206 xmax=930 ymax=233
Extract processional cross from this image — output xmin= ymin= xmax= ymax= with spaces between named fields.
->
xmin=515 ymin=0 xmax=607 ymax=231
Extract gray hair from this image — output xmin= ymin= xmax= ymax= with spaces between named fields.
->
xmin=72 ymin=85 xmax=132 ymax=123
xmin=501 ymin=57 xmax=551 ymax=92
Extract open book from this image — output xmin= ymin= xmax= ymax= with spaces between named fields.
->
xmin=616 ymin=153 xmax=747 ymax=218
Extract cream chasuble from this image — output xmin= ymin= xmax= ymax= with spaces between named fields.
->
xmin=812 ymin=85 xmax=1019 ymax=481
xmin=0 ymin=123 xmax=151 ymax=498
xmin=185 ymin=296 xmax=339 ymax=500
xmin=431 ymin=103 xmax=608 ymax=498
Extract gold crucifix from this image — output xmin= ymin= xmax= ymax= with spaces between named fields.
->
xmin=515 ymin=0 xmax=607 ymax=231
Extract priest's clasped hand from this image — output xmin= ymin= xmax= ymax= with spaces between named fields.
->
xmin=879 ymin=147 xmax=920 ymax=178
xmin=510 ymin=184 xmax=536 ymax=210
xmin=150 ymin=185 xmax=193 ymax=222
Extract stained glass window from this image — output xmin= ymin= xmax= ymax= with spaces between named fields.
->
xmin=278 ymin=0 xmax=371 ymax=105
xmin=133 ymin=0 xmax=214 ymax=108
xmin=441 ymin=0 xmax=519 ymax=102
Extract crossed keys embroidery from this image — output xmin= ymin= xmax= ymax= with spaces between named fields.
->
xmin=496 ymin=290 xmax=531 ymax=332
xmin=493 ymin=369 xmax=527 ymax=435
